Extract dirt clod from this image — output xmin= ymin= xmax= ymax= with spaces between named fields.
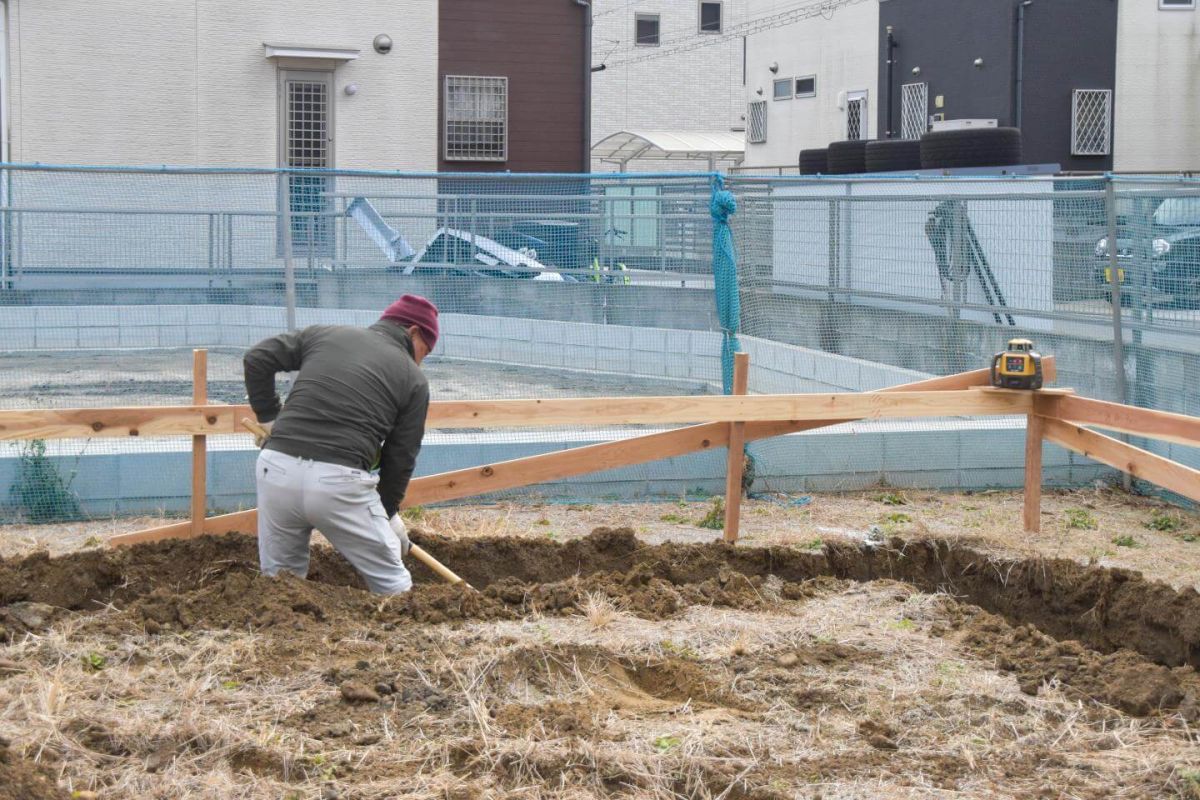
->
xmin=339 ymin=682 xmax=381 ymax=704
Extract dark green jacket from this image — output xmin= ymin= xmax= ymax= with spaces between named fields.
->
xmin=243 ymin=322 xmax=429 ymax=514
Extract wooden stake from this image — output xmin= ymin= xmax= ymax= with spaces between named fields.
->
xmin=723 ymin=353 xmax=750 ymax=543
xmin=1023 ymin=413 xmax=1044 ymax=533
xmin=191 ymin=350 xmax=207 ymax=538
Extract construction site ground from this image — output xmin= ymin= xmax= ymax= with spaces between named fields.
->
xmin=3 ymin=486 xmax=1200 ymax=800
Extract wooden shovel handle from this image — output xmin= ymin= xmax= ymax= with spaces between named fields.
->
xmin=408 ymin=544 xmax=472 ymax=588
xmin=240 ymin=417 xmax=475 ymax=590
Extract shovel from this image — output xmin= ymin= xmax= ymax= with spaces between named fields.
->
xmin=241 ymin=418 xmax=474 ymax=590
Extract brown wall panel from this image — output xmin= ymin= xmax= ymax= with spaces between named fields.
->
xmin=439 ymin=0 xmax=587 ymax=173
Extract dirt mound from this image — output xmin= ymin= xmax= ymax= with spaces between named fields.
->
xmin=0 ymin=738 xmax=67 ymax=800
xmin=0 ymin=533 xmax=363 ymax=614
xmin=113 ymin=556 xmax=810 ymax=636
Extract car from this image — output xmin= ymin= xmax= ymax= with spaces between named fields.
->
xmin=1095 ymin=197 xmax=1200 ymax=306
xmin=403 ymin=228 xmax=569 ymax=282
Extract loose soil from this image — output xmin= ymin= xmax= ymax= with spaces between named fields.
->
xmin=3 ymin=527 xmax=1200 ymax=798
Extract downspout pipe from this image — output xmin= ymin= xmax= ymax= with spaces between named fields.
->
xmin=885 ymin=26 xmax=896 ymax=139
xmin=1014 ymin=1 xmax=1030 ymax=130
xmin=575 ymin=0 xmax=592 ymax=172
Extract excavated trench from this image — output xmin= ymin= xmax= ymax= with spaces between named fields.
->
xmin=2 ymin=527 xmax=1199 ymax=718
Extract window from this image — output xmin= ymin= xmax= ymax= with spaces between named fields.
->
xmin=635 ymin=13 xmax=660 ymax=46
xmin=700 ymin=1 xmax=722 ymax=33
xmin=846 ymin=91 xmax=867 ymax=140
xmin=900 ymin=82 xmax=928 ymax=139
xmin=1160 ymin=0 xmax=1195 ymax=9
xmin=747 ymin=101 xmax=767 ymax=143
xmin=773 ymin=78 xmax=792 ymax=100
xmin=794 ymin=76 xmax=816 ymax=97
xmin=1072 ymin=89 xmax=1112 ymax=156
xmin=444 ymin=75 xmax=507 ymax=161
xmin=279 ymin=70 xmax=333 ymax=254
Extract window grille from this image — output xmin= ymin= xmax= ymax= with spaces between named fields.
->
xmin=900 ymin=82 xmax=928 ymax=140
xmin=282 ymin=73 xmax=332 ymax=254
xmin=1071 ymin=89 xmax=1112 ymax=156
xmin=444 ymin=76 xmax=508 ymax=161
xmin=747 ymin=101 xmax=767 ymax=144
xmin=846 ymin=95 xmax=866 ymax=140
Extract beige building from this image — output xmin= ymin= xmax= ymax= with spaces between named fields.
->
xmin=740 ymin=0 xmax=878 ymax=169
xmin=1114 ymin=0 xmax=1200 ymax=172
xmin=591 ymin=0 xmax=748 ymax=171
xmin=0 ymin=0 xmax=437 ymax=170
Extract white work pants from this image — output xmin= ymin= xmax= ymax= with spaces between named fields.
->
xmin=255 ymin=449 xmax=413 ymax=594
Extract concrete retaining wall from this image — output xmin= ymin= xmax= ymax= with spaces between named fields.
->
xmin=0 ymin=423 xmax=1112 ymax=520
xmin=0 ymin=303 xmax=1122 ymax=521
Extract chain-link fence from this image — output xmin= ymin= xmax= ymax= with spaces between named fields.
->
xmin=1 ymin=165 xmax=1197 ymax=521
xmin=728 ymin=173 xmax=1200 ymax=498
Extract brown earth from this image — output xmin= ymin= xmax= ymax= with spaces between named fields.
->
xmin=0 ymin=737 xmax=68 ymax=800
xmin=3 ymin=528 xmax=1200 ymax=798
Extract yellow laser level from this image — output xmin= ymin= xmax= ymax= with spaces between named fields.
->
xmin=990 ymin=338 xmax=1043 ymax=390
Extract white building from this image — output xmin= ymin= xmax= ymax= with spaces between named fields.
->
xmin=0 ymin=0 xmax=438 ymax=171
xmin=590 ymin=0 xmax=748 ymax=171
xmin=740 ymin=0 xmax=878 ymax=170
xmin=1113 ymin=0 xmax=1200 ymax=172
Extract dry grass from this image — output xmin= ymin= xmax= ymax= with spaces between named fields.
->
xmin=4 ymin=488 xmax=1200 ymax=797
xmin=2 ymin=574 xmax=1198 ymax=798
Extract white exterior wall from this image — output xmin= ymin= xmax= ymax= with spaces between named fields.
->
xmin=741 ymin=0 xmax=878 ymax=169
xmin=591 ymin=0 xmax=747 ymax=171
xmin=5 ymin=0 xmax=437 ymax=170
xmin=1113 ymin=2 xmax=1200 ymax=172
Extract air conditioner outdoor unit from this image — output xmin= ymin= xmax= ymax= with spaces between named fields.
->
xmin=930 ymin=118 xmax=998 ymax=132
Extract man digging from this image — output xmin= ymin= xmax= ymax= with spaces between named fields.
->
xmin=242 ymin=294 xmax=437 ymax=594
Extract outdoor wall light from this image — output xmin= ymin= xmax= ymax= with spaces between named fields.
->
xmin=373 ymin=34 xmax=392 ymax=54
xmin=344 ymin=83 xmax=359 ymax=96
xmin=911 ymin=66 xmax=921 ymax=76
xmin=769 ymin=62 xmax=779 ymax=73
xmin=973 ymin=57 xmax=984 ymax=68
xmin=756 ymin=87 xmax=764 ymax=95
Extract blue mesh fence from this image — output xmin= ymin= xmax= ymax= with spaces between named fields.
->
xmin=0 ymin=165 xmax=1198 ymax=522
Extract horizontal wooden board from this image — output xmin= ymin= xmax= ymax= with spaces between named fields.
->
xmin=0 ymin=404 xmax=253 ymax=441
xmin=425 ymin=390 xmax=1034 ymax=428
xmin=1038 ymin=394 xmax=1200 ymax=448
xmin=1042 ymin=417 xmax=1200 ymax=504
xmin=109 ymin=362 xmax=1024 ymax=547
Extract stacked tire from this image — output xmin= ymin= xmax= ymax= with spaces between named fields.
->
xmin=919 ymin=127 xmax=1022 ymax=170
xmin=826 ymin=140 xmax=869 ymax=175
xmin=864 ymin=139 xmax=922 ymax=173
xmin=798 ymin=148 xmax=827 ymax=175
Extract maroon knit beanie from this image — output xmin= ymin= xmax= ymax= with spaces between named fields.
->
xmin=380 ymin=294 xmax=439 ymax=352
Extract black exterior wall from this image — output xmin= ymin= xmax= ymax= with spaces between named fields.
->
xmin=878 ymin=0 xmax=1117 ymax=171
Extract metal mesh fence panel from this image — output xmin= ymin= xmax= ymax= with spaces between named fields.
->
xmin=2 ymin=166 xmax=1198 ymax=523
xmin=727 ymin=173 xmax=1200 ymax=495
xmin=0 ymin=166 xmax=721 ymax=522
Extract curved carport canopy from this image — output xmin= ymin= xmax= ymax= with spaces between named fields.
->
xmin=592 ymin=130 xmax=745 ymax=172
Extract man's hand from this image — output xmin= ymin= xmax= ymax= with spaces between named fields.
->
xmin=253 ymin=420 xmax=274 ymax=448
xmin=388 ymin=513 xmax=412 ymax=558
